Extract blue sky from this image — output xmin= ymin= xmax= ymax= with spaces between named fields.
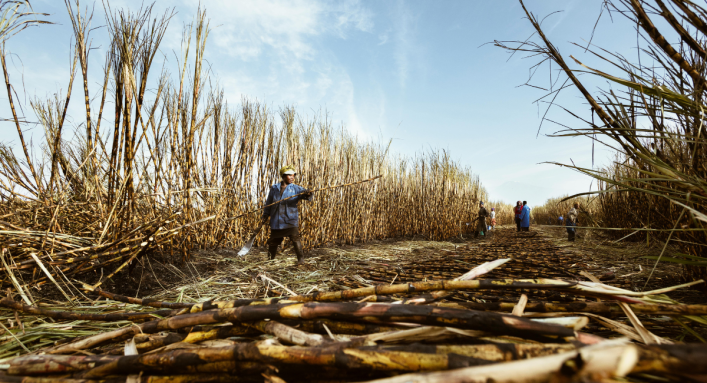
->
xmin=1 ymin=0 xmax=644 ymax=206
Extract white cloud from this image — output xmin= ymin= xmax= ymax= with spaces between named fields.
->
xmin=331 ymin=0 xmax=374 ymax=37
xmin=181 ymin=0 xmax=376 ymax=137
xmin=378 ymin=30 xmax=390 ymax=45
xmin=207 ymin=0 xmax=321 ymax=62
xmin=174 ymin=0 xmax=375 ymax=63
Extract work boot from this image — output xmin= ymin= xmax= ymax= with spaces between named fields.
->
xmin=293 ymin=241 xmax=305 ymax=264
xmin=268 ymin=245 xmax=279 ymax=260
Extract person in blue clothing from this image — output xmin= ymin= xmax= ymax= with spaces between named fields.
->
xmin=519 ymin=200 xmax=531 ymax=231
xmin=262 ymin=165 xmax=314 ymax=264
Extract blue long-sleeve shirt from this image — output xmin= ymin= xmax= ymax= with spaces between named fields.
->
xmin=262 ymin=183 xmax=313 ymax=230
xmin=519 ymin=205 xmax=531 ymax=228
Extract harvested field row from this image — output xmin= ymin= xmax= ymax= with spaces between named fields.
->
xmin=0 ymin=227 xmax=704 ymax=382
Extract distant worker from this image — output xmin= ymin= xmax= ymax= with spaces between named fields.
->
xmin=566 ymin=202 xmax=579 ymax=242
xmin=559 ymin=215 xmax=564 ymax=226
xmin=519 ymin=200 xmax=531 ymax=232
xmin=262 ymin=165 xmax=314 ymax=264
xmin=475 ymin=201 xmax=489 ymax=238
xmin=489 ymin=208 xmax=496 ymax=231
xmin=514 ymin=201 xmax=523 ymax=232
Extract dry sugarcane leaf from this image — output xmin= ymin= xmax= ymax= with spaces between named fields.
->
xmin=1 ymin=249 xmax=32 ymax=305
xmin=618 ymin=301 xmax=672 ymax=345
xmin=29 ymin=252 xmax=73 ymax=303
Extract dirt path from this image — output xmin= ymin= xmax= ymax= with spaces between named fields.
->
xmin=120 ymin=225 xmax=703 ymax=307
xmin=337 ymin=226 xmax=698 ymax=302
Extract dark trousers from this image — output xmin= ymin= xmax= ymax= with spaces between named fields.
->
xmin=515 ymin=217 xmax=521 ymax=232
xmin=521 ymin=227 xmax=529 ymax=232
xmin=267 ymin=227 xmax=301 ymax=247
xmin=267 ymin=227 xmax=305 ymax=262
xmin=474 ymin=219 xmax=486 ymax=238
xmin=566 ymin=223 xmax=576 ymax=241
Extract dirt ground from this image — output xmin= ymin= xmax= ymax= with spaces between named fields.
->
xmin=102 ymin=224 xmax=704 ymax=306
xmin=7 ymin=223 xmax=705 ymax=361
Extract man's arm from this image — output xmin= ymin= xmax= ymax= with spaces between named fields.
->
xmin=295 ymin=185 xmax=314 ymax=201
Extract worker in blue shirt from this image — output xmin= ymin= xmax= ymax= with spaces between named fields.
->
xmin=519 ymin=200 xmax=531 ymax=231
xmin=262 ymin=165 xmax=313 ymax=264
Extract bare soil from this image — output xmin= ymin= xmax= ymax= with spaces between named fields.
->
xmin=91 ymin=224 xmax=705 ymax=306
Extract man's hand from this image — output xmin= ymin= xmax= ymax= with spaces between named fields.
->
xmin=261 ymin=216 xmax=269 ymax=224
xmin=302 ymin=189 xmax=313 ymax=197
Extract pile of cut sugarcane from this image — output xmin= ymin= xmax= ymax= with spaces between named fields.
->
xmin=1 ymin=257 xmax=706 ymax=383
xmin=0 ymin=200 xmax=218 ymax=307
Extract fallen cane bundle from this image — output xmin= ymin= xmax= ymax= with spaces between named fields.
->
xmin=34 ymin=301 xmax=594 ymax=354
xmin=2 ymin=268 xmax=706 ymax=382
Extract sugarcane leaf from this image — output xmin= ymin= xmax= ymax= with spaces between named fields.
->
xmin=672 ymin=253 xmax=707 ymax=262
xmin=641 ymin=256 xmax=707 ymax=266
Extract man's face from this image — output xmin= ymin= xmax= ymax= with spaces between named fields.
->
xmin=282 ymin=174 xmax=295 ymax=185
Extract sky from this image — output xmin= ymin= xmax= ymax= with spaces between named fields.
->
xmin=1 ymin=0 xmax=647 ymax=206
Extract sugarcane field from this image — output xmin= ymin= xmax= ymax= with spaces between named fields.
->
xmin=1 ymin=0 xmax=707 ymax=382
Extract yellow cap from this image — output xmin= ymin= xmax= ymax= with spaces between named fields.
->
xmin=279 ymin=165 xmax=296 ymax=175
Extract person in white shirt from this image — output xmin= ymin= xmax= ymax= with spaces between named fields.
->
xmin=567 ymin=203 xmax=579 ymax=242
xmin=489 ymin=208 xmax=496 ymax=231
